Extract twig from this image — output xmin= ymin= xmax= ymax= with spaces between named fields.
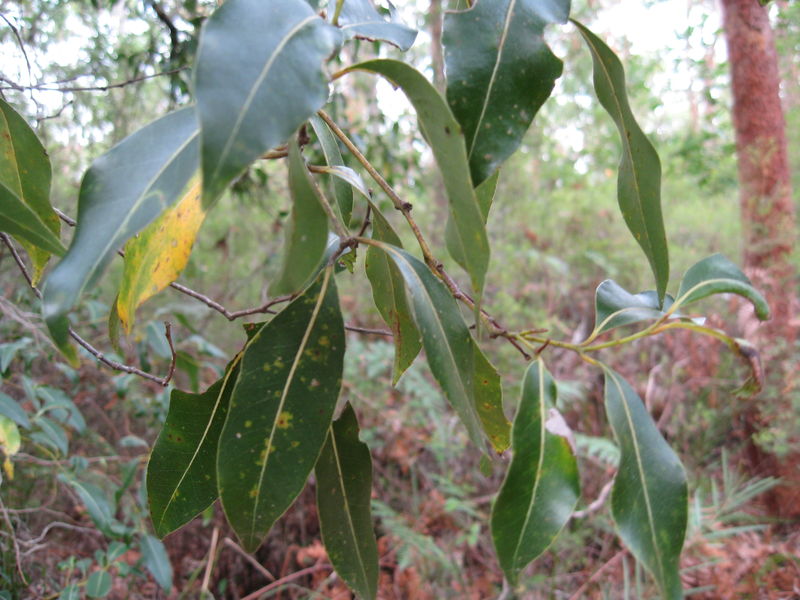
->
xmin=572 ymin=479 xmax=614 ymax=519
xmin=201 ymin=526 xmax=220 ymax=594
xmin=223 ymin=537 xmax=276 ymax=581
xmin=240 ymin=564 xmax=331 ymax=600
xmin=0 ymin=495 xmax=28 ymax=585
xmin=0 ymin=14 xmax=33 ymax=95
xmin=567 ymin=549 xmax=626 ymax=600
xmin=344 ymin=324 xmax=391 ymax=336
xmin=0 ymin=68 xmax=188 ymax=93
xmin=1 ymin=233 xmax=176 ymax=386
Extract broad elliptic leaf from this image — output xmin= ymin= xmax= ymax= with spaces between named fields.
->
xmin=139 ymin=534 xmax=173 ymax=591
xmin=364 ymin=206 xmax=421 ymax=384
xmin=196 ymin=0 xmax=342 ymax=205
xmin=675 ymin=253 xmax=769 ymax=320
xmin=370 ymin=241 xmax=485 ymax=447
xmin=0 ymin=98 xmax=64 ymax=266
xmin=574 ymin=21 xmax=669 ymax=304
xmin=342 ymin=59 xmax=490 ymax=297
xmin=42 ymin=107 xmax=199 ymax=355
xmin=85 ymin=571 xmax=112 ymax=599
xmin=147 ymin=358 xmax=241 ymax=537
xmin=218 ymin=268 xmax=345 ymax=551
xmin=491 ymin=360 xmax=579 ymax=584
xmin=473 ymin=346 xmax=510 ymax=453
xmin=309 ymin=115 xmax=354 ymax=225
xmin=117 ymin=176 xmax=203 ymax=332
xmin=603 ymin=367 xmax=687 ymax=600
xmin=444 ymin=0 xmax=569 ymax=186
xmin=337 ymin=0 xmax=418 ymax=51
xmin=269 ymin=140 xmax=330 ymax=296
xmin=315 ymin=404 xmax=378 ymax=600
xmin=593 ymin=280 xmax=674 ymax=335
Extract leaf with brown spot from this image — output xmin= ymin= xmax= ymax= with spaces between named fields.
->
xmin=116 ymin=176 xmax=204 ymax=332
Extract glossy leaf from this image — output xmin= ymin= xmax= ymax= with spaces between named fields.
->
xmin=371 ymin=241 xmax=484 ymax=447
xmin=491 ymin=360 xmax=579 ymax=583
xmin=593 ymin=280 xmax=674 ymax=335
xmin=473 ymin=345 xmax=511 ymax=453
xmin=117 ymin=176 xmax=204 ymax=332
xmin=139 ymin=534 xmax=173 ymax=591
xmin=675 ymin=253 xmax=769 ymax=320
xmin=364 ymin=206 xmax=421 ymax=384
xmin=603 ymin=367 xmax=687 ymax=600
xmin=574 ymin=21 xmax=669 ymax=303
xmin=315 ymin=404 xmax=378 ymax=600
xmin=269 ymin=140 xmax=330 ymax=296
xmin=343 ymin=59 xmax=489 ymax=296
xmin=337 ymin=0 xmax=417 ymax=51
xmin=148 ymin=358 xmax=241 ymax=537
xmin=218 ymin=268 xmax=345 ymax=551
xmin=196 ymin=0 xmax=341 ymax=204
xmin=42 ymin=107 xmax=199 ymax=354
xmin=309 ymin=115 xmax=354 ymax=224
xmin=444 ymin=0 xmax=568 ymax=186
xmin=0 ymin=98 xmax=64 ymax=263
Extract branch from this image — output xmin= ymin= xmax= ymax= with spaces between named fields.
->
xmin=0 ymin=68 xmax=188 ymax=93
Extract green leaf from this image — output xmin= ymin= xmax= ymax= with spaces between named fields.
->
xmin=370 ymin=241 xmax=485 ymax=448
xmin=147 ymin=359 xmax=241 ymax=537
xmin=337 ymin=0 xmax=417 ymax=51
xmin=443 ymin=0 xmax=568 ymax=186
xmin=603 ymin=367 xmax=687 ymax=600
xmin=473 ymin=345 xmax=510 ymax=453
xmin=218 ymin=268 xmax=345 ymax=551
xmin=269 ymin=140 xmax=330 ymax=296
xmin=491 ymin=360 xmax=579 ymax=584
xmin=196 ymin=0 xmax=341 ymax=204
xmin=0 ymin=98 xmax=64 ymax=262
xmin=0 ymin=338 xmax=31 ymax=373
xmin=85 ymin=570 xmax=112 ymax=598
xmin=342 ymin=59 xmax=490 ymax=297
xmin=675 ymin=253 xmax=769 ymax=320
xmin=139 ymin=533 xmax=173 ymax=591
xmin=593 ymin=280 xmax=674 ymax=335
xmin=37 ymin=416 xmax=68 ymax=456
xmin=315 ymin=404 xmax=378 ymax=600
xmin=59 ymin=475 xmax=114 ymax=535
xmin=117 ymin=176 xmax=204 ymax=332
xmin=42 ymin=107 xmax=199 ymax=355
xmin=574 ymin=21 xmax=669 ymax=303
xmin=58 ymin=584 xmax=80 ymax=600
xmin=364 ymin=206 xmax=421 ymax=384
xmin=309 ymin=115 xmax=354 ymax=224
xmin=0 ymin=391 xmax=30 ymax=429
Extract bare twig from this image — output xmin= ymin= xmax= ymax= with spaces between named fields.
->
xmin=200 ymin=526 xmax=220 ymax=594
xmin=223 ymin=537 xmax=276 ymax=581
xmin=568 ymin=549 xmax=626 ymax=600
xmin=0 ymin=68 xmax=188 ymax=93
xmin=0 ymin=495 xmax=28 ymax=585
xmin=240 ymin=564 xmax=331 ymax=600
xmin=572 ymin=479 xmax=614 ymax=519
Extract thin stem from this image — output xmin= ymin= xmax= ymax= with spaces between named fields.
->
xmin=239 ymin=564 xmax=331 ymax=600
xmin=0 ymin=67 xmax=188 ymax=93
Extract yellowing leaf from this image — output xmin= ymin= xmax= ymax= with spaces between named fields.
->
xmin=0 ymin=415 xmax=20 ymax=480
xmin=117 ymin=177 xmax=204 ymax=332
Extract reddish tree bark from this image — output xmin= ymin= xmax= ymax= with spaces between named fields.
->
xmin=721 ymin=0 xmax=799 ymax=517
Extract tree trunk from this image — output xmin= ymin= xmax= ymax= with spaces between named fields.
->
xmin=721 ymin=0 xmax=799 ymax=517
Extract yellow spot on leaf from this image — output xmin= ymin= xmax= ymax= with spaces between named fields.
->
xmin=276 ymin=411 xmax=293 ymax=429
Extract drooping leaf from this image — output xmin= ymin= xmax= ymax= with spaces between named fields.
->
xmin=370 ymin=240 xmax=484 ymax=447
xmin=491 ymin=360 xmax=579 ymax=583
xmin=147 ymin=358 xmax=241 ymax=537
xmin=139 ymin=534 xmax=173 ymax=591
xmin=0 ymin=391 xmax=30 ymax=429
xmin=117 ymin=176 xmax=204 ymax=332
xmin=42 ymin=107 xmax=199 ymax=355
xmin=336 ymin=0 xmax=417 ymax=51
xmin=574 ymin=21 xmax=669 ymax=304
xmin=603 ymin=367 xmax=687 ymax=600
xmin=58 ymin=475 xmax=114 ymax=536
xmin=315 ymin=404 xmax=378 ymax=600
xmin=309 ymin=115 xmax=354 ymax=224
xmin=313 ymin=164 xmax=372 ymax=202
xmin=36 ymin=416 xmax=68 ymax=455
xmin=0 ymin=97 xmax=64 ymax=265
xmin=0 ymin=415 xmax=20 ymax=479
xmin=269 ymin=140 xmax=330 ymax=296
xmin=342 ymin=59 xmax=489 ymax=297
xmin=196 ymin=0 xmax=342 ymax=205
xmin=364 ymin=206 xmax=421 ymax=384
xmin=675 ymin=253 xmax=769 ymax=320
xmin=444 ymin=0 xmax=569 ymax=186
xmin=218 ymin=268 xmax=345 ymax=551
xmin=473 ymin=345 xmax=510 ymax=453
xmin=592 ymin=280 xmax=674 ymax=335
